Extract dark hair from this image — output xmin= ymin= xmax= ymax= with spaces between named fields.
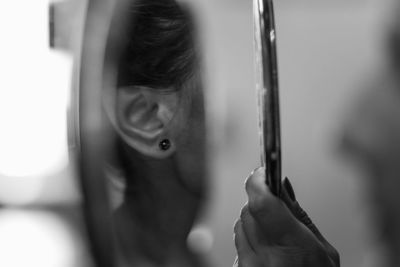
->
xmin=117 ymin=0 xmax=196 ymax=90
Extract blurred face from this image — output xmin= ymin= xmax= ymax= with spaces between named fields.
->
xmin=342 ymin=72 xmax=400 ymax=249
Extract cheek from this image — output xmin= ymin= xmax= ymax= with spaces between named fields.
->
xmin=168 ymin=104 xmax=191 ymax=144
xmin=171 ymin=92 xmax=206 ymax=152
xmin=168 ymin=91 xmax=193 ymax=137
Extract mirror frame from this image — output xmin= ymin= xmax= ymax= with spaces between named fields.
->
xmin=77 ymin=0 xmax=125 ymax=266
xmin=254 ymin=0 xmax=282 ymax=196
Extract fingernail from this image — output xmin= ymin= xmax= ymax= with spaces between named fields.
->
xmin=251 ymin=166 xmax=264 ymax=177
xmin=283 ymin=177 xmax=296 ymax=201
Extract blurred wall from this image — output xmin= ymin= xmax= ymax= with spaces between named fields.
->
xmin=201 ymin=1 xmax=393 ymax=266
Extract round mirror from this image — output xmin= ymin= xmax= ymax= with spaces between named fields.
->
xmin=78 ymin=0 xmax=261 ymax=266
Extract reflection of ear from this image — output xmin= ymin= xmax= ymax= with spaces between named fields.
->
xmin=114 ymin=86 xmax=179 ymax=158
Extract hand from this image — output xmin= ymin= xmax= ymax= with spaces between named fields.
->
xmin=233 ymin=168 xmax=340 ymax=267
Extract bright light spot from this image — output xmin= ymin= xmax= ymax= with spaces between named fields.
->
xmin=0 ymin=210 xmax=87 ymax=267
xmin=0 ymin=1 xmax=71 ymax=178
xmin=258 ymin=0 xmax=264 ymax=14
xmin=270 ymin=30 xmax=275 ymax=42
xmin=0 ymin=164 xmax=80 ymax=206
xmin=0 ymin=176 xmax=45 ymax=205
xmin=187 ymin=225 xmax=214 ymax=254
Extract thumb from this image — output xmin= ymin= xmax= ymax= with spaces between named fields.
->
xmin=245 ymin=168 xmax=303 ymax=242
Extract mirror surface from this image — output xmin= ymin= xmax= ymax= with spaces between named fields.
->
xmin=80 ymin=0 xmax=260 ymax=266
xmin=104 ymin=1 xmax=207 ymax=265
xmin=79 ymin=0 xmax=210 ymax=266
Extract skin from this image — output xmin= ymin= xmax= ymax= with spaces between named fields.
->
xmin=233 ymin=168 xmax=339 ymax=267
xmin=110 ymin=77 xmax=207 ymax=267
xmin=113 ymin=145 xmax=204 ymax=266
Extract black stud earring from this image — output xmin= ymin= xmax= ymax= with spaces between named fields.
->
xmin=159 ymin=139 xmax=171 ymax=151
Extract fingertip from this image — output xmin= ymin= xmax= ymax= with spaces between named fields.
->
xmin=234 ymin=221 xmax=259 ymax=266
xmin=233 ymin=220 xmax=242 ymax=248
xmin=250 ymin=166 xmax=264 ymax=177
xmin=245 ymin=167 xmax=267 ymax=196
xmin=233 ymin=219 xmax=253 ymax=253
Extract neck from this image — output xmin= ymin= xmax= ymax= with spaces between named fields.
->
xmin=114 ymin=140 xmax=203 ymax=263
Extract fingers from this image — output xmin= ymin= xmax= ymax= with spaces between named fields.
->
xmin=234 ymin=219 xmax=254 ymax=256
xmin=233 ymin=220 xmax=261 ymax=267
xmin=280 ymin=179 xmax=332 ymax=238
xmin=244 ymin=168 xmax=300 ymax=241
xmin=244 ymin=168 xmax=281 ymax=225
xmin=280 ymin=177 xmax=329 ymax=244
xmin=280 ymin=177 xmax=340 ymax=266
xmin=239 ymin=204 xmax=261 ymax=249
xmin=280 ymin=177 xmax=321 ymax=236
xmin=235 ymin=169 xmax=340 ymax=267
xmin=245 ymin=167 xmax=269 ymax=197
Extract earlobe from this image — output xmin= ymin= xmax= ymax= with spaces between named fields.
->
xmin=113 ymin=85 xmax=178 ymax=158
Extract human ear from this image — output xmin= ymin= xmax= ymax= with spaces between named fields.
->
xmin=113 ymin=85 xmax=179 ymax=158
